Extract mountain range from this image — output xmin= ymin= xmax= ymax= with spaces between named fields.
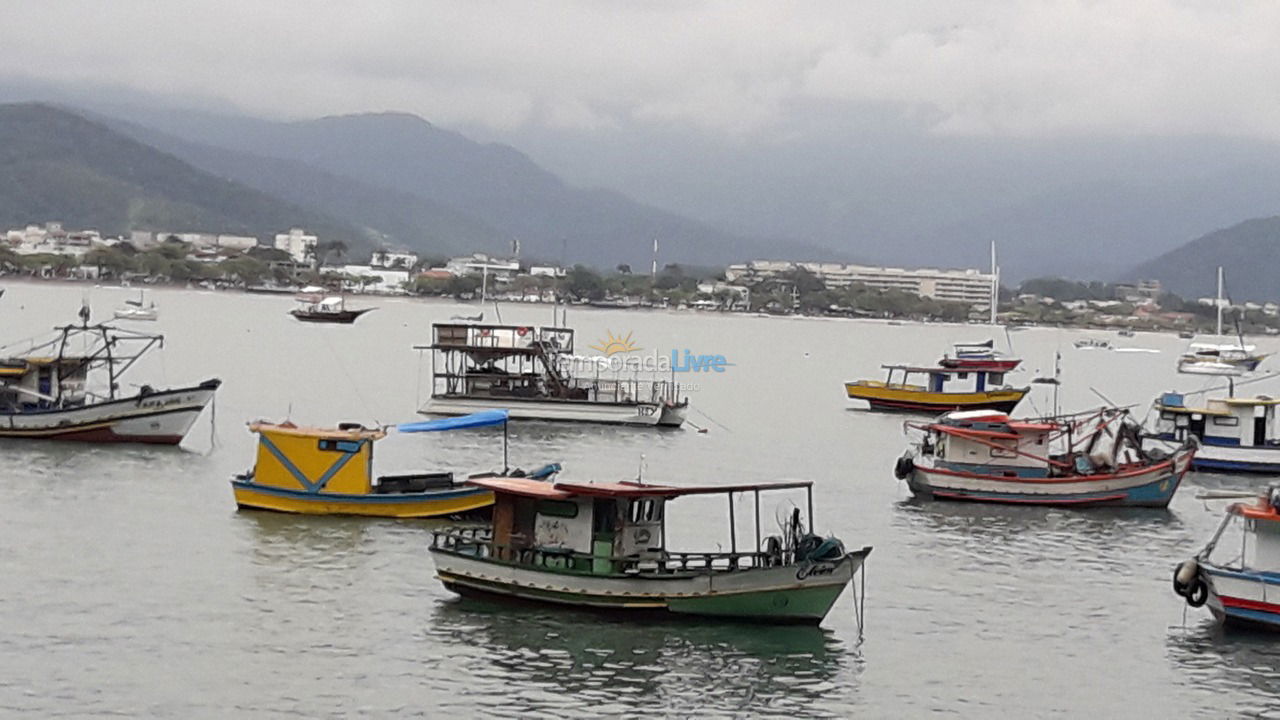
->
xmin=0 ymin=101 xmax=827 ymax=269
xmin=1 ymin=93 xmax=1279 ymax=300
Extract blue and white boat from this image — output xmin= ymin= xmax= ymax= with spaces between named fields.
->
xmin=1174 ymin=486 xmax=1280 ymax=630
xmin=1152 ymin=392 xmax=1280 ymax=474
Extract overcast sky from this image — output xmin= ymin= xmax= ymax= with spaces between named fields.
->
xmin=5 ymin=1 xmax=1280 ymax=142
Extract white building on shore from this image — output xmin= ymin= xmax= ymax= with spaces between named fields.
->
xmin=5 ymin=222 xmax=106 ymax=257
xmin=371 ymin=249 xmax=419 ymax=269
xmin=445 ymin=253 xmax=520 ymax=282
xmin=726 ymin=260 xmax=996 ymax=307
xmin=274 ymin=228 xmax=318 ymax=263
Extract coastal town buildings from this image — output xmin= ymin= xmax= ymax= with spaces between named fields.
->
xmin=370 ymin=249 xmax=419 ymax=269
xmin=726 ymin=260 xmax=997 ymax=307
xmin=444 ymin=253 xmax=520 ymax=281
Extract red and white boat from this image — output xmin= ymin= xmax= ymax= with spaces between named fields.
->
xmin=1174 ymin=487 xmax=1280 ymax=630
xmin=895 ymin=407 xmax=1195 ymax=507
xmin=938 ymin=340 xmax=1021 ymax=373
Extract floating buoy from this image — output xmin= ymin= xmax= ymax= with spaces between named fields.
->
xmin=894 ymin=455 xmax=914 ymax=480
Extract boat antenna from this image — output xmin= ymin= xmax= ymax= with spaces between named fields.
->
xmin=1216 ymin=265 xmax=1225 ymax=337
xmin=636 ymin=453 xmax=646 ymax=485
xmin=78 ymin=296 xmax=91 ymax=327
xmin=492 ymin=299 xmax=503 ymax=325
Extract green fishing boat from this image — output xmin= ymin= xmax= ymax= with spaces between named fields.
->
xmin=429 ymin=477 xmax=870 ymax=624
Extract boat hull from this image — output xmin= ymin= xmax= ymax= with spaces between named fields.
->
xmin=906 ymin=450 xmax=1192 ymax=507
xmin=231 ymin=480 xmax=494 ymax=518
xmin=290 ymin=308 xmax=373 ymax=324
xmin=0 ymin=380 xmax=220 ymax=444
xmin=1202 ymin=565 xmax=1280 ymax=630
xmin=1150 ymin=434 xmax=1280 ymax=474
xmin=425 ymin=396 xmax=687 ymax=427
xmin=845 ymin=383 xmax=1026 ymax=414
xmin=431 ymin=547 xmax=870 ymax=624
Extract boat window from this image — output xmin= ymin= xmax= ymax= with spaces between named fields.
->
xmin=1160 ymin=412 xmax=1176 ymax=421
xmin=317 ymin=439 xmax=363 ymax=453
xmin=1213 ymin=416 xmax=1239 ymax=427
xmin=628 ymin=499 xmax=642 ymax=523
xmin=989 ymin=373 xmax=1004 ymax=384
xmin=536 ymin=500 xmax=578 ymax=519
xmin=990 ymin=446 xmax=1018 ymax=458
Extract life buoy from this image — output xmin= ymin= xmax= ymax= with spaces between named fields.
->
xmin=894 ymin=455 xmax=914 ymax=480
xmin=1186 ymin=578 xmax=1209 ymax=608
xmin=517 ymin=326 xmax=529 ymax=337
xmin=479 ymin=328 xmax=491 ymax=337
xmin=1172 ymin=559 xmax=1198 ymax=596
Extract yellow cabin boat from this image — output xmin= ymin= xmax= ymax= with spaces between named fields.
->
xmin=845 ymin=365 xmax=1028 ymax=414
xmin=231 ymin=409 xmax=549 ymax=518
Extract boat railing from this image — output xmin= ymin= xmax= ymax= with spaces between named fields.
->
xmin=431 ymin=528 xmax=779 ymax=573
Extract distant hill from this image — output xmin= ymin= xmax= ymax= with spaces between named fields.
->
xmin=0 ymin=103 xmax=366 ymax=249
xmin=1126 ymin=216 xmax=1280 ymax=301
xmin=91 ymin=108 xmax=813 ymax=268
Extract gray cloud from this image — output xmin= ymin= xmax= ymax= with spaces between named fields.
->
xmin=5 ymin=1 xmax=1280 ymax=139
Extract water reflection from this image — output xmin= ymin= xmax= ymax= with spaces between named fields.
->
xmin=425 ymin=597 xmax=860 ymax=716
xmin=1166 ymin=622 xmax=1280 ymax=716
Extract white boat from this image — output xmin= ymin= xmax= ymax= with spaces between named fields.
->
xmin=0 ymin=315 xmax=219 ymax=443
xmin=1151 ymin=392 xmax=1280 ymax=473
xmin=1074 ymin=339 xmax=1112 ymax=351
xmin=113 ymin=291 xmax=157 ymax=321
xmin=1173 ymin=486 xmax=1280 ymax=630
xmin=416 ymin=323 xmax=689 ymax=427
xmin=1177 ymin=342 xmax=1266 ymax=376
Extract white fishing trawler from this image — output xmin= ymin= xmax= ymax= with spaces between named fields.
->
xmin=416 ymin=323 xmax=688 ymax=427
xmin=0 ymin=308 xmax=219 ymax=443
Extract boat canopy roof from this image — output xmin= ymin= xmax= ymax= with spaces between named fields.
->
xmin=881 ymin=364 xmax=1001 ymax=375
xmin=468 ymin=476 xmax=813 ymax=500
xmin=1233 ymin=500 xmax=1280 ymax=523
xmin=397 ymin=409 xmax=509 ymax=433
xmin=248 ymin=421 xmax=386 ymax=441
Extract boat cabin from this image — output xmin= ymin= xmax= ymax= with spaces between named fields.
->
xmin=1155 ymin=393 xmax=1280 ymax=449
xmin=0 ymin=357 xmax=91 ymax=411
xmin=444 ymin=477 xmax=818 ymax=575
xmin=242 ymin=422 xmax=457 ymax=496
xmin=924 ymin=410 xmax=1055 ymax=477
xmin=1202 ymin=489 xmax=1280 ymax=574
xmin=880 ymin=365 xmax=1010 ymax=393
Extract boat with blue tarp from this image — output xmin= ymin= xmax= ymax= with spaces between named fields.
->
xmin=231 ymin=409 xmax=560 ymax=518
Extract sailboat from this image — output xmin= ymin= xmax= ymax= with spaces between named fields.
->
xmin=1177 ymin=267 xmax=1267 ymax=376
xmin=113 ymin=290 xmax=158 ymax=321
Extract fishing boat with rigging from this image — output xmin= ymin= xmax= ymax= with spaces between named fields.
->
xmin=0 ymin=308 xmax=219 ymax=443
xmin=231 ymin=409 xmax=561 ymax=517
xmin=1173 ymin=486 xmax=1280 ymax=630
xmin=417 ymin=322 xmax=688 ymax=427
xmin=894 ymin=407 xmax=1195 ymax=507
xmin=845 ymin=364 xmax=1028 ymax=413
xmin=429 ymin=477 xmax=870 ymax=624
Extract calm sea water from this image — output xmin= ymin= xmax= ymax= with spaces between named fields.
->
xmin=2 ymin=283 xmax=1280 ymax=717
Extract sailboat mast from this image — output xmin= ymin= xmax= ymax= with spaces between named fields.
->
xmin=1217 ymin=265 xmax=1224 ymax=337
xmin=990 ymin=241 xmax=999 ymax=326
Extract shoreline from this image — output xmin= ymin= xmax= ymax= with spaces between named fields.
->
xmin=0 ymin=274 xmax=1240 ymax=339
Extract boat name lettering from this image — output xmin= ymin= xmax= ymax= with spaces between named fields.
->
xmin=796 ymin=562 xmax=837 ymax=580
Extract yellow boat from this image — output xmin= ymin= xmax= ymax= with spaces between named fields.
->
xmin=845 ymin=365 xmax=1028 ymax=413
xmin=231 ymin=410 xmax=551 ymax=518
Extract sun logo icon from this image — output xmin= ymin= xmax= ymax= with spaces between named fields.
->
xmin=590 ymin=330 xmax=640 ymax=356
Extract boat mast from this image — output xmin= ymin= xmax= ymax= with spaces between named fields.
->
xmin=1217 ymin=265 xmax=1224 ymax=337
xmin=990 ymin=241 xmax=999 ymax=326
